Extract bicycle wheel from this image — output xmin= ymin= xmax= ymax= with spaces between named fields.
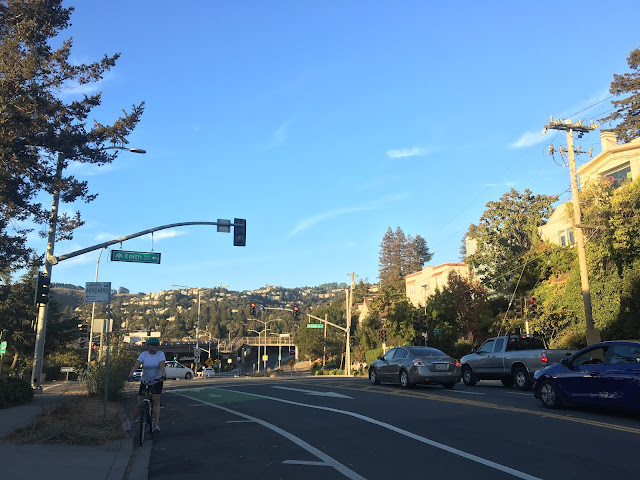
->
xmin=139 ymin=403 xmax=148 ymax=447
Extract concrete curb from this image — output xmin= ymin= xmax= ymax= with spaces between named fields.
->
xmin=125 ymin=439 xmax=152 ymax=480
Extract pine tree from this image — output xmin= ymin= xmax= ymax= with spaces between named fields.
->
xmin=0 ymin=0 xmax=144 ymax=272
xmin=600 ymin=46 xmax=640 ymax=143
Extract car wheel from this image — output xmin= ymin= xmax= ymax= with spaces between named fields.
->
xmin=462 ymin=365 xmax=477 ymax=386
xmin=513 ymin=367 xmax=531 ymax=390
xmin=399 ymin=370 xmax=413 ymax=389
xmin=369 ymin=368 xmax=380 ymax=385
xmin=501 ymin=377 xmax=514 ymax=387
xmin=442 ymin=383 xmax=455 ymax=390
xmin=185 ymin=372 xmax=192 ymax=380
xmin=539 ymin=379 xmax=561 ymax=408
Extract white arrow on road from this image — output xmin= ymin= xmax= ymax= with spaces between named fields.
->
xmin=272 ymin=386 xmax=353 ymax=399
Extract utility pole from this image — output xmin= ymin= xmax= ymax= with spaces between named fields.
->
xmin=345 ymin=272 xmax=358 ymax=376
xmin=543 ymin=117 xmax=601 ymax=345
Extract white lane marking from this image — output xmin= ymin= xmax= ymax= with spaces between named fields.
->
xmin=506 ymin=392 xmax=534 ymax=397
xmin=172 ymin=391 xmax=365 ymax=480
xmin=283 ymin=460 xmax=332 ymax=466
xmin=207 ymin=388 xmax=542 ymax=480
xmin=272 ymin=386 xmax=353 ymax=399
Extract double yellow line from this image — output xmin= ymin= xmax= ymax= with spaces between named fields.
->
xmin=311 ymin=381 xmax=640 ymax=435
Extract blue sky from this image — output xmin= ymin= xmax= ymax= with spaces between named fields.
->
xmin=25 ymin=1 xmax=639 ymax=294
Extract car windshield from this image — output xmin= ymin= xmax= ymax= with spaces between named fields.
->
xmin=410 ymin=347 xmax=446 ymax=357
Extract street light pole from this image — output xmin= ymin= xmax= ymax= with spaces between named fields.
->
xmin=31 ymin=147 xmax=146 ymax=391
xmin=31 ymin=152 xmax=63 ymax=390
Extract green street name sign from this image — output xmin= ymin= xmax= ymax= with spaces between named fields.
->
xmin=433 ymin=329 xmax=442 ymax=336
xmin=306 ymin=324 xmax=323 ymax=329
xmin=0 ymin=340 xmax=7 ymax=355
xmin=110 ymin=250 xmax=161 ymax=264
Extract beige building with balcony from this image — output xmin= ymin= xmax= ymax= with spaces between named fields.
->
xmin=405 ymin=263 xmax=471 ymax=308
xmin=539 ymin=131 xmax=640 ymax=246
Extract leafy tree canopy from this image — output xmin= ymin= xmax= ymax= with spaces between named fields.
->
xmin=467 ymin=188 xmax=557 ymax=293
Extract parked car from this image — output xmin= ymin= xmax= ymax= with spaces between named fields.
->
xmin=369 ymin=346 xmax=461 ymax=389
xmin=165 ymin=360 xmax=194 ymax=380
xmin=533 ymin=340 xmax=640 ymax=411
xmin=132 ymin=368 xmax=142 ymax=381
xmin=202 ymin=367 xmax=216 ymax=378
xmin=460 ymin=335 xmax=575 ymax=390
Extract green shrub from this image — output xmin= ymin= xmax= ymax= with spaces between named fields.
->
xmin=86 ymin=345 xmax=137 ymax=401
xmin=0 ymin=377 xmax=34 ymax=409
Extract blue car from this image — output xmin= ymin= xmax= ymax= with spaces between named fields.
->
xmin=533 ymin=340 xmax=640 ymax=411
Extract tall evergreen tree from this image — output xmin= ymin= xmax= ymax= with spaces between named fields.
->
xmin=378 ymin=227 xmax=432 ymax=290
xmin=0 ymin=0 xmax=144 ymax=273
xmin=600 ymin=45 xmax=640 ymax=143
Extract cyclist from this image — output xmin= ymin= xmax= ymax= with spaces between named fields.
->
xmin=128 ymin=337 xmax=166 ymax=433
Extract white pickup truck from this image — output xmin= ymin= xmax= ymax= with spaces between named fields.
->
xmin=460 ymin=335 xmax=575 ymax=390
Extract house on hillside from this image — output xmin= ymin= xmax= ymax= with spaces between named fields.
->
xmin=405 ymin=263 xmax=471 ymax=308
xmin=539 ymin=131 xmax=640 ymax=246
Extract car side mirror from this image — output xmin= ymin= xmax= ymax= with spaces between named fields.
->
xmin=561 ymin=357 xmax=570 ymax=366
xmin=471 ymin=347 xmax=477 ymax=353
xmin=377 ymin=356 xmax=383 ymax=361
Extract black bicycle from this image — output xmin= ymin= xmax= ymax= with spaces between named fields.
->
xmin=137 ymin=378 xmax=160 ymax=447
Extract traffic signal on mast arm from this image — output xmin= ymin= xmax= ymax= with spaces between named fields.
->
xmin=233 ymin=218 xmax=246 ymax=247
xmin=293 ymin=305 xmax=300 ymax=318
xmin=513 ymin=298 xmax=523 ymax=319
xmin=35 ymin=272 xmax=51 ymax=305
xmin=250 ymin=302 xmax=257 ymax=316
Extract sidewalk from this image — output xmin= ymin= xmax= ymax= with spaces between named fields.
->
xmin=0 ymin=381 xmax=149 ymax=480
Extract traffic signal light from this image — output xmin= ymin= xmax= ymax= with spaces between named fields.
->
xmin=528 ymin=297 xmax=537 ymax=316
xmin=293 ymin=305 xmax=299 ymax=318
xmin=233 ymin=218 xmax=246 ymax=247
xmin=34 ymin=272 xmax=51 ymax=305
xmin=513 ymin=298 xmax=523 ymax=319
xmin=349 ymin=336 xmax=354 ymax=347
xmin=379 ymin=329 xmax=387 ymax=341
xmin=250 ymin=302 xmax=257 ymax=316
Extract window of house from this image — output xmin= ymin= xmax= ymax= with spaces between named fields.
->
xmin=602 ymin=162 xmax=632 ymax=188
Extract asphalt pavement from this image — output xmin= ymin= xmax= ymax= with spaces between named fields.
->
xmin=0 ymin=380 xmax=150 ymax=480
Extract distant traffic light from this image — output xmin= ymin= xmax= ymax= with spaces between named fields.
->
xmin=293 ymin=305 xmax=299 ymax=318
xmin=250 ymin=302 xmax=257 ymax=316
xmin=379 ymin=329 xmax=387 ymax=341
xmin=513 ymin=298 xmax=523 ymax=319
xmin=233 ymin=218 xmax=246 ymax=247
xmin=34 ymin=272 xmax=51 ymax=305
xmin=528 ymin=297 xmax=537 ymax=316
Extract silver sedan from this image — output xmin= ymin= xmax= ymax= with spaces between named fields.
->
xmin=369 ymin=346 xmax=462 ymax=389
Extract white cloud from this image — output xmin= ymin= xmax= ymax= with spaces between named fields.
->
xmin=66 ymin=161 xmax=116 ymax=176
xmin=265 ymin=121 xmax=290 ymax=149
xmin=386 ymin=147 xmax=430 ymax=158
xmin=94 ymin=229 xmax=187 ymax=243
xmin=289 ymin=194 xmax=408 ymax=236
xmin=509 ymin=131 xmax=545 ymax=149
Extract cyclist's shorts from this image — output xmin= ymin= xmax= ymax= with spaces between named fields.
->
xmin=138 ymin=381 xmax=163 ymax=396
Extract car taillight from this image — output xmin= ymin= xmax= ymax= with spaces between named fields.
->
xmin=412 ymin=359 xmax=425 ymax=367
xmin=455 ymin=360 xmax=460 ymax=367
xmin=540 ymin=351 xmax=548 ymax=363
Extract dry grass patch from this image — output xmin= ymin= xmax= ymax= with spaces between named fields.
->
xmin=1 ymin=395 xmax=126 ymax=445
